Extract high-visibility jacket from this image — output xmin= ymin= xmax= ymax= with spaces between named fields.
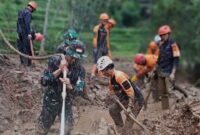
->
xmin=147 ymin=41 xmax=159 ymax=57
xmin=109 ymin=70 xmax=143 ymax=102
xmin=92 ymin=24 xmax=110 ymax=62
xmin=133 ymin=54 xmax=158 ymax=79
xmin=109 ymin=70 xmax=134 ymax=99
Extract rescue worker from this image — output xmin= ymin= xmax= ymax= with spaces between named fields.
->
xmin=96 ymin=56 xmax=144 ymax=135
xmin=91 ymin=13 xmax=111 ymax=78
xmin=132 ymin=53 xmax=158 ymax=82
xmin=35 ymin=40 xmax=86 ymax=135
xmin=56 ymin=28 xmax=78 ymax=54
xmin=147 ymin=41 xmax=159 ymax=56
xmin=156 ymin=25 xmax=181 ymax=110
xmin=16 ymin=1 xmax=43 ymax=66
xmin=132 ymin=53 xmax=159 ymax=102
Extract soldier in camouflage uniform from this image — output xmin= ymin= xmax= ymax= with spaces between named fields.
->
xmin=35 ymin=40 xmax=86 ymax=135
xmin=56 ymin=28 xmax=78 ymax=54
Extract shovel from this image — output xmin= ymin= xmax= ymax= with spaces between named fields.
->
xmin=60 ymin=59 xmax=68 ymax=135
xmin=115 ymin=99 xmax=150 ymax=135
xmin=29 ymin=38 xmax=37 ymax=65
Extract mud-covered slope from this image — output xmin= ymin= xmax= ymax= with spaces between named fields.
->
xmin=0 ymin=54 xmax=200 ymax=135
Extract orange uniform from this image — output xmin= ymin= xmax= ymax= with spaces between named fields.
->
xmin=133 ymin=54 xmax=158 ymax=80
xmin=109 ymin=70 xmax=134 ymax=98
xmin=91 ymin=24 xmax=111 ymax=76
xmin=108 ymin=70 xmax=144 ymax=133
xmin=147 ymin=41 xmax=159 ymax=57
xmin=93 ymin=24 xmax=110 ymax=50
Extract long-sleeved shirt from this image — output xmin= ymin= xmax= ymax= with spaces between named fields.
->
xmin=17 ymin=7 xmax=32 ymax=36
xmin=41 ymin=56 xmax=86 ymax=94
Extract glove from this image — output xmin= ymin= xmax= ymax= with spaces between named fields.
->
xmin=126 ymin=97 xmax=133 ymax=115
xmin=93 ymin=48 xmax=97 ymax=54
xmin=169 ymin=73 xmax=175 ymax=82
xmin=131 ymin=75 xmax=138 ymax=82
xmin=74 ymin=78 xmax=85 ymax=92
xmin=148 ymin=71 xmax=154 ymax=78
xmin=28 ymin=34 xmax=32 ymax=40
xmin=126 ymin=106 xmax=132 ymax=115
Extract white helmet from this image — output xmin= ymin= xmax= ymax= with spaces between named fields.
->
xmin=97 ymin=56 xmax=113 ymax=71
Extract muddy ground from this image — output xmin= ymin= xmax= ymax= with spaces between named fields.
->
xmin=0 ymin=54 xmax=200 ymax=135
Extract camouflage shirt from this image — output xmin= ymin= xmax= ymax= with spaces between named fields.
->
xmin=41 ymin=56 xmax=86 ymax=96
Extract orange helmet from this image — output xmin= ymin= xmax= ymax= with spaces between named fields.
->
xmin=108 ymin=19 xmax=116 ymax=27
xmin=158 ymin=25 xmax=171 ymax=35
xmin=99 ymin=13 xmax=109 ymax=20
xmin=149 ymin=41 xmax=157 ymax=50
xmin=28 ymin=1 xmax=37 ymax=10
xmin=133 ymin=53 xmax=146 ymax=65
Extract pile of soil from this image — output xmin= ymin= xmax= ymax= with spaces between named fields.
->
xmin=0 ymin=54 xmax=43 ymax=134
xmin=144 ymin=103 xmax=200 ymax=135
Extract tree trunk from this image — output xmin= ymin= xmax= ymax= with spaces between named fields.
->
xmin=39 ymin=0 xmax=51 ymax=55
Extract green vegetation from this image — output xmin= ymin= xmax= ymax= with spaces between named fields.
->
xmin=0 ymin=0 xmax=69 ymax=51
xmin=1 ymin=0 xmax=200 ymax=80
xmin=0 ymin=0 xmax=151 ymax=58
xmin=79 ymin=28 xmax=151 ymax=59
xmin=151 ymin=0 xmax=200 ymax=63
xmin=151 ymin=0 xmax=200 ymax=80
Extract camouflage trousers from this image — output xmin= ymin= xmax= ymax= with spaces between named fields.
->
xmin=35 ymin=88 xmax=74 ymax=135
xmin=109 ymin=94 xmax=144 ymax=135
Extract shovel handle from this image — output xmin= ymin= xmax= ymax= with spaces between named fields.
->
xmin=60 ymin=59 xmax=68 ymax=135
xmin=29 ymin=38 xmax=35 ymax=57
xmin=115 ymin=99 xmax=150 ymax=135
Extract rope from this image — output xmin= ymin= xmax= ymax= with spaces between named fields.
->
xmin=0 ymin=29 xmax=65 ymax=60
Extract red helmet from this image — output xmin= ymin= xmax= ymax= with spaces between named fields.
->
xmin=133 ymin=53 xmax=146 ymax=65
xmin=35 ymin=33 xmax=44 ymax=42
xmin=28 ymin=1 xmax=37 ymax=10
xmin=99 ymin=13 xmax=109 ymax=20
xmin=158 ymin=25 xmax=171 ymax=35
